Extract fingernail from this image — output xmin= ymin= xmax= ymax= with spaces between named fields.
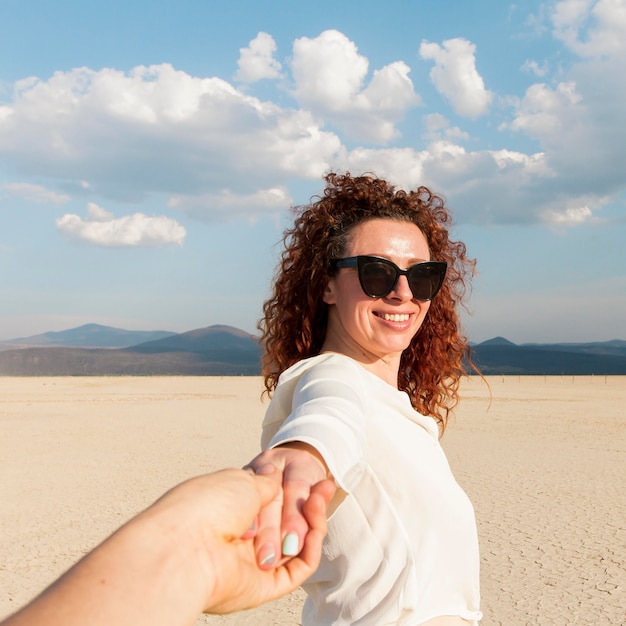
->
xmin=282 ymin=532 xmax=299 ymax=556
xmin=259 ymin=545 xmax=275 ymax=566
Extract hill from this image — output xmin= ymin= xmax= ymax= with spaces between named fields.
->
xmin=0 ymin=325 xmax=261 ymax=375
xmin=0 ymin=323 xmax=176 ymax=349
xmin=470 ymin=338 xmax=626 ymax=375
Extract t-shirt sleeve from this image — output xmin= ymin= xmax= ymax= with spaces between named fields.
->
xmin=265 ymin=358 xmax=367 ymax=493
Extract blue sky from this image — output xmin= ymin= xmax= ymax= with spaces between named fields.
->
xmin=1 ymin=0 xmax=625 ymax=344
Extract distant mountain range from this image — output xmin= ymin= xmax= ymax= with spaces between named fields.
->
xmin=2 ymin=323 xmax=177 ymax=348
xmin=469 ymin=336 xmax=626 ymax=375
xmin=0 ymin=324 xmax=625 ymax=376
xmin=0 ymin=324 xmax=262 ymax=375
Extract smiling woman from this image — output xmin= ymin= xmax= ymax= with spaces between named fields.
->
xmin=246 ymin=172 xmax=483 ymax=625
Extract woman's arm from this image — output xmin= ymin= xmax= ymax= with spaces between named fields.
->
xmin=1 ymin=468 xmax=335 ymax=626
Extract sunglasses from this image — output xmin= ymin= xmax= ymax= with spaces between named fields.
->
xmin=331 ymin=255 xmax=447 ymax=301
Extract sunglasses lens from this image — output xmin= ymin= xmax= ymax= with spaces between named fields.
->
xmin=408 ymin=265 xmax=444 ymax=300
xmin=360 ymin=260 xmax=397 ymax=297
xmin=352 ymin=257 xmax=446 ymax=300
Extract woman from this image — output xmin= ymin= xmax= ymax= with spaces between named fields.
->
xmin=249 ymin=172 xmax=482 ymax=625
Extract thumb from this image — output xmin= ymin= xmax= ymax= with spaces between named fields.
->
xmin=250 ymin=464 xmax=281 ymax=511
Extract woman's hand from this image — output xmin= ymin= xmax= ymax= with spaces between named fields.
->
xmin=246 ymin=444 xmax=332 ymax=569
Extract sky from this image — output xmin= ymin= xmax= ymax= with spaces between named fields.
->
xmin=1 ymin=0 xmax=625 ymax=344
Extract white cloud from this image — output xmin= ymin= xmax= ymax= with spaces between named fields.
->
xmin=0 ymin=63 xmax=342 ymax=201
xmin=291 ymin=30 xmax=420 ymax=142
xmin=338 ymin=137 xmax=607 ymax=227
xmin=552 ymin=0 xmax=626 ymax=57
xmin=234 ymin=32 xmax=282 ymax=83
xmin=423 ymin=113 xmax=470 ymax=142
xmin=168 ymin=186 xmax=292 ymax=221
xmin=419 ymin=38 xmax=493 ymax=118
xmin=86 ymin=201 xmax=113 ymax=220
xmin=505 ymin=50 xmax=626 ymax=202
xmin=2 ymin=182 xmax=70 ymax=204
xmin=508 ymin=81 xmax=582 ymax=137
xmin=56 ymin=206 xmax=186 ymax=247
xmin=0 ymin=26 xmax=625 ymax=230
xmin=521 ymin=59 xmax=550 ymax=77
xmin=292 ymin=30 xmax=369 ymax=111
xmin=542 ymin=204 xmax=594 ymax=224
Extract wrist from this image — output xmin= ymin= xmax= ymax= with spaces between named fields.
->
xmin=119 ymin=503 xmax=217 ymax=621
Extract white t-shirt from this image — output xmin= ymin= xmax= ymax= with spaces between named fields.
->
xmin=262 ymin=353 xmax=482 ymax=626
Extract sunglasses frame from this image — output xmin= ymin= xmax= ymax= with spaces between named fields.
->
xmin=331 ymin=255 xmax=447 ymax=301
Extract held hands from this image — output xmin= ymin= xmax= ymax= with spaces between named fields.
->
xmin=205 ymin=465 xmax=335 ymax=613
xmin=246 ymin=444 xmax=332 ymax=571
xmin=155 ymin=466 xmax=335 ymax=614
xmin=0 ymin=467 xmax=334 ymax=626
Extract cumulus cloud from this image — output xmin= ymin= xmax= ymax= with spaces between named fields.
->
xmin=0 ymin=25 xmax=625 ymax=230
xmin=552 ymin=0 xmax=626 ymax=57
xmin=505 ymin=55 xmax=626 ymax=201
xmin=334 ymin=139 xmax=600 ymax=226
xmin=0 ymin=63 xmax=342 ymax=201
xmin=56 ymin=205 xmax=186 ymax=247
xmin=509 ymin=81 xmax=582 ymax=137
xmin=291 ymin=30 xmax=420 ymax=142
xmin=234 ymin=32 xmax=282 ymax=83
xmin=2 ymin=182 xmax=70 ymax=204
xmin=419 ymin=38 xmax=493 ymax=118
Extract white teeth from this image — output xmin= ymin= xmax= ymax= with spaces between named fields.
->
xmin=382 ymin=313 xmax=409 ymax=322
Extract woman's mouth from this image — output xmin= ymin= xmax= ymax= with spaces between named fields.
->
xmin=375 ymin=312 xmax=410 ymax=322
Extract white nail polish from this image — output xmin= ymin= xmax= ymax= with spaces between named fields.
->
xmin=282 ymin=532 xmax=299 ymax=556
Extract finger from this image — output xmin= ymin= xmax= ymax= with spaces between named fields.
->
xmin=279 ymin=474 xmax=313 ymax=559
xmin=253 ymin=463 xmax=280 ymax=500
xmin=310 ymin=478 xmax=336 ymax=508
xmin=274 ymin=483 xmax=333 ymax=588
xmin=253 ymin=469 xmax=285 ymax=569
xmin=240 ymin=467 xmax=279 ymax=539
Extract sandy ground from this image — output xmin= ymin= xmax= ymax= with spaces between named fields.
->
xmin=0 ymin=375 xmax=624 ymax=625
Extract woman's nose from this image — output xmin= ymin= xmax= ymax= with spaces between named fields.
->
xmin=387 ymin=274 xmax=413 ymax=300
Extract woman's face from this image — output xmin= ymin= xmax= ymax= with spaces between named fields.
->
xmin=322 ymin=218 xmax=432 ymax=371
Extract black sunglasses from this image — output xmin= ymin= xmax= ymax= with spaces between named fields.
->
xmin=331 ymin=255 xmax=447 ymax=301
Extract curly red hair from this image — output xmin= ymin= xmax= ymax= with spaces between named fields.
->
xmin=258 ymin=172 xmax=477 ymax=433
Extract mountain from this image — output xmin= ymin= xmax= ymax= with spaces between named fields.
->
xmin=0 ymin=324 xmax=624 ymax=376
xmin=125 ymin=324 xmax=262 ymax=369
xmin=478 ymin=336 xmax=517 ymax=347
xmin=0 ymin=323 xmax=176 ymax=349
xmin=129 ymin=324 xmax=256 ymax=353
xmin=470 ymin=338 xmax=626 ymax=375
xmin=0 ymin=325 xmax=262 ymax=375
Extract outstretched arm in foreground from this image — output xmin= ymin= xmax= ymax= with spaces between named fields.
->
xmin=1 ymin=467 xmax=335 ymax=626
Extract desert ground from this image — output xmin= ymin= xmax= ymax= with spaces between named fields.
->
xmin=1 ymin=375 xmax=624 ymax=625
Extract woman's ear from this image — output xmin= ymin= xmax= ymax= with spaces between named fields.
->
xmin=322 ymin=278 xmax=336 ymax=305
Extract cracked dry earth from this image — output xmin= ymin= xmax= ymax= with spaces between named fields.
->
xmin=443 ymin=376 xmax=626 ymax=626
xmin=1 ymin=375 xmax=624 ymax=626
